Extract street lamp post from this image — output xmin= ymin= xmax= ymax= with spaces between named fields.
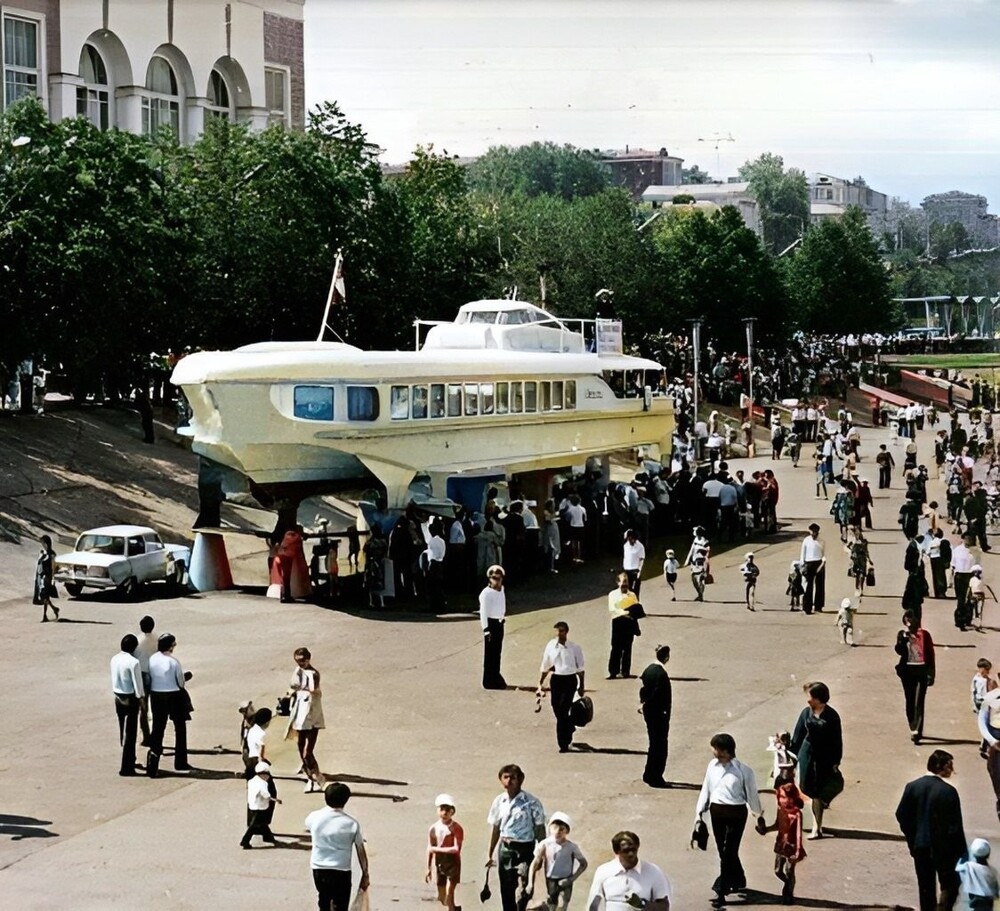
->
xmin=687 ymin=317 xmax=703 ymax=432
xmin=743 ymin=317 xmax=756 ymax=457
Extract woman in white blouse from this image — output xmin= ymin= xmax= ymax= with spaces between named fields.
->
xmin=694 ymin=733 xmax=767 ymax=908
xmin=288 ymin=647 xmax=326 ymax=792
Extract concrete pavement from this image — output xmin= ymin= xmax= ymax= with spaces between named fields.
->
xmin=1 ymin=417 xmax=998 ymax=910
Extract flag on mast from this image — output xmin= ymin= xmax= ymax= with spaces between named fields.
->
xmin=316 ymin=251 xmax=346 ymax=342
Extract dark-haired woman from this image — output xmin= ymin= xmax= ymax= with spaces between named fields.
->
xmin=289 ymin=647 xmax=325 ymax=792
xmin=33 ymin=534 xmax=59 ymax=622
xmin=790 ymin=681 xmax=844 ymax=839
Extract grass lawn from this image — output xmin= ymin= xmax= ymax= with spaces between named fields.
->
xmin=884 ymin=352 xmax=1000 ymax=370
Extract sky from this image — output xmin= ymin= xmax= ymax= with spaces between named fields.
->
xmin=304 ymin=0 xmax=1000 ymax=209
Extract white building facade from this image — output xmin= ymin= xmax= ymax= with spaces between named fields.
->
xmin=1 ymin=0 xmax=304 ymax=139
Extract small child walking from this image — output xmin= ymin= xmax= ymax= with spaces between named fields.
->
xmin=973 ymin=659 xmax=997 ymax=759
xmin=740 ymin=552 xmax=760 ymax=611
xmin=836 ymin=597 xmax=857 ymax=646
xmin=787 ymin=562 xmax=804 ymax=611
xmin=956 ymin=837 xmax=999 ymax=910
xmin=662 ymin=549 xmax=679 ymax=601
xmin=772 ymin=752 xmax=806 ymax=905
xmin=527 ymin=811 xmax=589 ymax=911
xmin=425 ymin=793 xmax=464 ymax=911
xmin=240 ymin=761 xmax=281 ymax=848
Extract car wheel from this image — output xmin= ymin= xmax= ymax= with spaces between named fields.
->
xmin=168 ymin=562 xmax=187 ymax=595
xmin=64 ymin=582 xmax=83 ymax=598
xmin=119 ymin=577 xmax=138 ymax=601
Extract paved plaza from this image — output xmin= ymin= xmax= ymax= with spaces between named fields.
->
xmin=2 ymin=417 xmax=998 ymax=910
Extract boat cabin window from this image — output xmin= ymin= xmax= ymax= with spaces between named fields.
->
xmin=347 ymin=386 xmax=380 ymax=421
xmin=511 ymin=382 xmax=523 ymax=413
xmin=294 ymin=385 xmax=335 ymax=421
xmin=524 ymin=381 xmax=537 ymax=413
xmin=550 ymin=381 xmax=562 ymax=411
xmin=499 ymin=309 xmax=531 ymax=325
xmin=412 ymin=385 xmax=428 ymax=419
xmin=464 ymin=383 xmax=479 ymax=416
xmin=565 ymin=380 xmax=576 ymax=410
xmin=601 ymin=370 xmax=626 ymax=400
xmin=465 ymin=310 xmax=499 ymax=324
xmin=496 ymin=382 xmax=509 ymax=414
xmin=447 ymin=383 xmax=462 ymax=417
xmin=390 ymin=386 xmax=409 ymax=420
xmin=430 ymin=384 xmax=445 ymax=418
xmin=480 ymin=382 xmax=495 ymax=415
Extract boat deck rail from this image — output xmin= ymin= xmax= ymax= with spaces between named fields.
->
xmin=413 ymin=316 xmax=616 ymax=355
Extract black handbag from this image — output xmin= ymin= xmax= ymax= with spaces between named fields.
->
xmin=866 ymin=567 xmax=876 ymax=587
xmin=569 ymin=695 xmax=594 ymax=728
xmin=690 ymin=819 xmax=709 ymax=850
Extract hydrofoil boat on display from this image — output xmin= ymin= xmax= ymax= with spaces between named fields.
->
xmin=171 ymin=300 xmax=674 ymax=522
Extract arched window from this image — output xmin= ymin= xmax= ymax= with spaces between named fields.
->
xmin=205 ymin=69 xmax=233 ymax=122
xmin=142 ymin=56 xmax=180 ymax=136
xmin=77 ymin=45 xmax=109 ymax=130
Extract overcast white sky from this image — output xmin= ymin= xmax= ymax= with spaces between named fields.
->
xmin=304 ymin=0 xmax=1000 ymax=208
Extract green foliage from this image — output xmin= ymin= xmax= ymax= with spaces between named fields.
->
xmin=783 ymin=207 xmax=897 ymax=332
xmin=928 ymin=220 xmax=972 ymax=263
xmin=681 ymin=164 xmax=711 ymax=185
xmin=649 ymin=205 xmax=790 ymax=348
xmin=465 ymin=142 xmax=609 ymax=200
xmin=671 ymin=194 xmax=696 ymax=205
xmin=738 ymin=152 xmax=810 ymax=256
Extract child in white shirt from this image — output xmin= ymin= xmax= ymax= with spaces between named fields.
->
xmin=740 ymin=553 xmax=760 ymax=612
xmin=662 ymin=549 xmax=679 ymax=601
xmin=240 ymin=761 xmax=280 ymax=848
xmin=973 ymin=659 xmax=996 ymax=758
xmin=527 ymin=813 xmax=588 ymax=911
xmin=957 ymin=837 xmax=999 ymax=910
xmin=836 ymin=597 xmax=856 ymax=646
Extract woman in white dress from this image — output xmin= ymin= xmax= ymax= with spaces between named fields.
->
xmin=289 ymin=647 xmax=326 ymax=792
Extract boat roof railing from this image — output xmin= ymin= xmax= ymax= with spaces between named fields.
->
xmin=413 ymin=315 xmax=622 ymax=355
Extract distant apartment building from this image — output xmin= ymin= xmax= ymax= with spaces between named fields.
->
xmin=0 ymin=0 xmax=305 ymax=140
xmin=809 ymin=173 xmax=887 ymax=228
xmin=641 ymin=181 xmax=762 ymax=237
xmin=922 ymin=190 xmax=998 ymax=248
xmin=601 ymin=147 xmax=684 ymax=199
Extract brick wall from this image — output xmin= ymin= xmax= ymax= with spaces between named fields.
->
xmin=263 ymin=10 xmax=303 ymax=129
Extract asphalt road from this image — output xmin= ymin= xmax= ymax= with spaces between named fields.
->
xmin=1 ymin=418 xmax=997 ymax=911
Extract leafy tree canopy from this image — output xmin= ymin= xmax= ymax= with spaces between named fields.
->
xmin=465 ymin=141 xmax=610 ymax=200
xmin=738 ymin=152 xmax=810 ymax=256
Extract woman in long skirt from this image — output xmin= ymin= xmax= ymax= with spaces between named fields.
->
xmin=288 ymin=647 xmax=326 ymax=792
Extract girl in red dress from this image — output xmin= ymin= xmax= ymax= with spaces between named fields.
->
xmin=773 ymin=751 xmax=806 ymax=905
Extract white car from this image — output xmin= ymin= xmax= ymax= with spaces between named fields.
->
xmin=53 ymin=525 xmax=191 ymax=599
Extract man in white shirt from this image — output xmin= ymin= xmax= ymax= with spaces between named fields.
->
xmin=587 ymin=830 xmax=671 ymax=910
xmin=134 ymin=615 xmax=158 ymax=746
xmin=952 ymin=534 xmax=977 ymax=617
xmin=694 ymin=733 xmax=765 ymax=907
xmin=537 ymin=622 xmax=586 ymax=753
xmin=422 ymin=519 xmax=447 ymax=612
xmin=563 ymin=496 xmax=587 ymax=564
xmin=110 ymin=634 xmax=144 ymax=777
xmin=480 ymin=565 xmax=508 ymax=690
xmin=799 ymin=523 xmax=827 ymax=614
xmin=622 ymin=529 xmax=646 ymax=597
xmin=305 ymin=782 xmax=370 ymax=911
xmin=147 ymin=632 xmax=190 ymax=774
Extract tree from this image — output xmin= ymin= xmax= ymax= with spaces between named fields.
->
xmin=783 ymin=207 xmax=897 ymax=332
xmin=738 ymin=153 xmax=810 ymax=256
xmin=649 ymin=205 xmax=790 ymax=348
xmin=874 ymin=198 xmax=926 ymax=256
xmin=681 ymin=164 xmax=712 ymax=185
xmin=465 ymin=142 xmax=610 ymax=200
xmin=929 ymin=220 xmax=972 ymax=263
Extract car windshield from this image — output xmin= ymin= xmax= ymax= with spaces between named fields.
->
xmin=76 ymin=534 xmax=124 ymax=555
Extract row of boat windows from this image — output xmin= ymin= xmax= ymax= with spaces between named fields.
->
xmin=291 ymin=381 xmax=577 ymax=422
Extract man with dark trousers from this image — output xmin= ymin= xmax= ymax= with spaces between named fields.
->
xmin=896 ymin=749 xmax=967 ymax=911
xmin=799 ymin=523 xmax=826 ymax=613
xmin=110 ymin=634 xmax=144 ymax=776
xmin=486 ymin=764 xmax=546 ymax=911
xmin=147 ymin=632 xmax=190 ymax=774
xmin=537 ymin=622 xmax=585 ymax=753
xmin=480 ymin=564 xmax=508 ymax=689
xmin=639 ymin=644 xmax=673 ymax=789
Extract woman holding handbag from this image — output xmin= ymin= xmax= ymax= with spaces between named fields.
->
xmin=789 ymin=682 xmax=844 ymax=839
xmin=33 ymin=534 xmax=59 ymax=622
xmin=845 ymin=530 xmax=874 ymax=600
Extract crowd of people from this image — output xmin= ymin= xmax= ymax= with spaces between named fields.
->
xmin=88 ymin=371 xmax=1000 ymax=910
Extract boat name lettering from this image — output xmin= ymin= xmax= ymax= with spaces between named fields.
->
xmin=585 ymin=390 xmax=604 ymax=399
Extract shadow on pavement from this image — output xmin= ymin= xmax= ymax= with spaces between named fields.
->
xmin=820 ymin=827 xmax=907 ymax=843
xmin=155 ymin=767 xmax=243 ymax=781
xmin=49 ymin=617 xmax=114 ymax=625
xmin=918 ymin=736 xmax=979 ymax=746
xmin=0 ymin=814 xmax=59 ymax=840
xmin=572 ymin=742 xmax=645 ymax=755
xmin=739 ymin=887 xmax=907 ymax=908
xmin=325 ymin=772 xmax=409 ymax=787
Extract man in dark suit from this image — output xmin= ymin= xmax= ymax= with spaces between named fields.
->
xmin=639 ymin=644 xmax=672 ymax=789
xmin=895 ymin=749 xmax=967 ymax=911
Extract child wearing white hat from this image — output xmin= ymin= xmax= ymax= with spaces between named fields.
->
xmin=740 ymin=552 xmax=760 ymax=611
xmin=956 ymin=837 xmax=999 ymax=910
xmin=240 ymin=761 xmax=281 ymax=849
xmin=662 ymin=549 xmax=679 ymax=601
xmin=836 ymin=597 xmax=857 ymax=647
xmin=527 ymin=812 xmax=589 ymax=910
xmin=426 ymin=794 xmax=464 ymax=911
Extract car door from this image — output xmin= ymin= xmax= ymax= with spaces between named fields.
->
xmin=143 ymin=533 xmax=170 ymax=581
